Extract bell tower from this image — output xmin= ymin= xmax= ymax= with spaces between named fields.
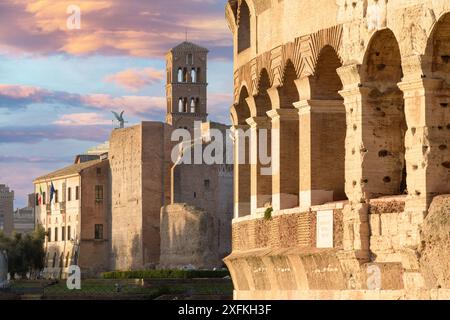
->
xmin=166 ymin=41 xmax=208 ymax=129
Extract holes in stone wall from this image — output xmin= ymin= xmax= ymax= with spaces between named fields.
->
xmin=378 ymin=150 xmax=390 ymax=157
xmin=383 ymin=176 xmax=391 ymax=183
xmin=442 ymin=162 xmax=450 ymax=169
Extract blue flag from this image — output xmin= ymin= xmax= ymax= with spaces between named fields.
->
xmin=50 ymin=182 xmax=56 ymax=204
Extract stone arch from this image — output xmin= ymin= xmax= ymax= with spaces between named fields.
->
xmin=255 ymin=69 xmax=272 ymax=116
xmin=237 ymin=0 xmax=251 ymax=53
xmin=311 ymin=45 xmax=344 ymax=100
xmin=303 ymin=45 xmax=347 ymax=203
xmin=279 ymin=60 xmax=299 ymax=109
xmin=233 ymin=85 xmax=252 ymax=217
xmin=362 ymin=28 xmax=407 ymax=197
xmin=269 ymin=59 xmax=300 ymax=210
xmin=424 ymin=11 xmax=450 ymax=83
xmin=235 ymin=86 xmax=251 ymax=124
xmin=251 ymin=68 xmax=273 ymax=210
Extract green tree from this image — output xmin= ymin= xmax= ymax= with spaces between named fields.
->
xmin=0 ymin=225 xmax=46 ymax=279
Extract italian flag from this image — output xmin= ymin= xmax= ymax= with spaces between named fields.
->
xmin=38 ymin=186 xmax=43 ymax=205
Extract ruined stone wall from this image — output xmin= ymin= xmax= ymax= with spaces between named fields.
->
xmin=160 ymin=204 xmax=222 ymax=269
xmin=110 ymin=125 xmax=144 ymax=270
xmin=173 ymin=163 xmax=233 ymax=258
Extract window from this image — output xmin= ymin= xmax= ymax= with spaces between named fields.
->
xmin=95 ymin=185 xmax=104 ymax=202
xmin=237 ymin=1 xmax=251 ymax=53
xmin=67 ymin=226 xmax=71 ymax=241
xmin=196 ymin=68 xmax=201 ymax=83
xmin=95 ymin=224 xmax=104 ymax=240
xmin=55 ymin=190 xmax=59 ymax=203
xmin=190 ymin=98 xmax=196 ymax=113
xmin=75 ymin=186 xmax=79 ymax=200
xmin=47 ymin=228 xmax=51 ymax=242
xmin=204 ymin=179 xmax=210 ymax=189
xmin=54 ymin=227 xmax=58 ymax=242
xmin=191 ymin=68 xmax=196 ymax=83
xmin=43 ymin=192 xmax=46 ymax=205
xmin=178 ymin=98 xmax=183 ymax=112
xmin=177 ymin=68 xmax=183 ymax=82
xmin=186 ymin=53 xmax=193 ymax=65
xmin=96 ymin=168 xmax=102 ymax=175
xmin=67 ymin=187 xmax=72 ymax=202
xmin=35 ymin=193 xmax=39 ymax=206
xmin=62 ymin=226 xmax=66 ymax=241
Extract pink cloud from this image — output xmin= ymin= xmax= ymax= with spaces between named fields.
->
xmin=105 ymin=67 xmax=164 ymax=92
xmin=0 ymin=0 xmax=232 ymax=59
xmin=53 ymin=113 xmax=112 ymax=126
xmin=0 ymin=83 xmax=165 ymax=117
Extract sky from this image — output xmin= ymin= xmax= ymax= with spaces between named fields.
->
xmin=0 ymin=0 xmax=233 ymax=208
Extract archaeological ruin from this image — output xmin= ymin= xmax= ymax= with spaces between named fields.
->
xmin=224 ymin=0 xmax=450 ymax=300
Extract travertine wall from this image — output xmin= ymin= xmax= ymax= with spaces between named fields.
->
xmin=226 ymin=0 xmax=450 ymax=300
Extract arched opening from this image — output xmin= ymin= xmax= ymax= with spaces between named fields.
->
xmin=191 ymin=68 xmax=197 ymax=83
xmin=234 ymin=86 xmax=251 ymax=217
xmin=237 ymin=1 xmax=250 ymax=53
xmin=274 ymin=60 xmax=300 ymax=209
xmin=186 ymin=53 xmax=193 ymax=65
xmin=309 ymin=46 xmax=347 ymax=202
xmin=362 ymin=29 xmax=407 ymax=197
xmin=178 ymin=98 xmax=183 ymax=113
xmin=183 ymin=67 xmax=188 ymax=82
xmin=430 ymin=13 xmax=450 ymax=83
xmin=183 ymin=97 xmax=188 ymax=113
xmin=253 ymin=69 xmax=272 ymax=208
xmin=190 ymin=98 xmax=196 ymax=113
xmin=177 ymin=68 xmax=183 ymax=83
xmin=422 ymin=12 xmax=450 ymax=196
xmin=195 ymin=98 xmax=200 ymax=112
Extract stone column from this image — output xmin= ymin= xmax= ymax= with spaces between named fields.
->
xmin=267 ymin=109 xmax=299 ymax=211
xmin=246 ymin=117 xmax=272 ymax=213
xmin=232 ymin=125 xmax=251 ymax=218
xmin=336 ymin=65 xmax=371 ymax=285
xmin=398 ymin=78 xmax=448 ymax=212
xmin=294 ymin=99 xmax=346 ymax=209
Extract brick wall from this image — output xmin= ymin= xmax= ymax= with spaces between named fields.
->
xmin=232 ymin=209 xmax=344 ymax=251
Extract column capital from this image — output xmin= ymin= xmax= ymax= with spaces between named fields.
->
xmin=267 ymin=108 xmax=299 ymax=120
xmin=339 ymin=85 xmax=372 ymax=99
xmin=245 ymin=116 xmax=271 ymax=128
xmin=398 ymin=78 xmax=443 ymax=93
xmin=294 ymin=99 xmax=346 ymax=115
xmin=336 ymin=63 xmax=362 ymax=90
xmin=266 ymin=86 xmax=281 ymax=109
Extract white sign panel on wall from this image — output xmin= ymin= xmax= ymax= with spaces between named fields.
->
xmin=316 ymin=210 xmax=334 ymax=248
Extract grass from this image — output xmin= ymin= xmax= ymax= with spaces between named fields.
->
xmin=9 ymin=278 xmax=233 ymax=300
